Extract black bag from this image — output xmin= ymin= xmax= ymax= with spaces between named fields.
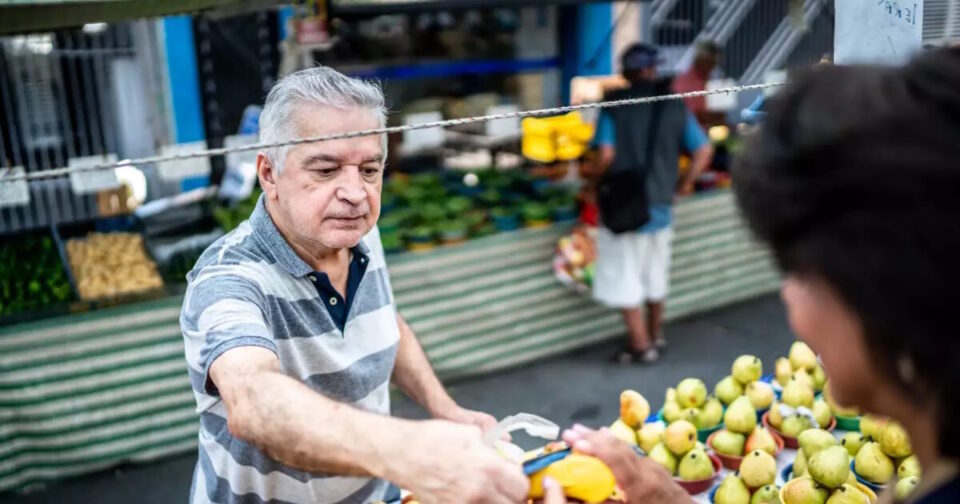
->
xmin=596 ymin=101 xmax=663 ymax=234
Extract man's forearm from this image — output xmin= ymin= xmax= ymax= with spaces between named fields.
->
xmin=223 ymin=369 xmax=413 ymax=478
xmin=681 ymin=144 xmax=714 ymax=190
xmin=391 ymin=314 xmax=456 ymax=416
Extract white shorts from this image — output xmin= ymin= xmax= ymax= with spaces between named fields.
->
xmin=592 ymin=227 xmax=673 ymax=308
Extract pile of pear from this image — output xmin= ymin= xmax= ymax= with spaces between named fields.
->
xmin=783 ymin=429 xmax=872 ymax=504
xmin=715 ymin=355 xmax=776 ymax=413
xmin=713 ymin=452 xmax=780 ymax=504
xmin=710 ymin=396 xmax=780 ymax=459
xmin=849 ymin=416 xmax=921 ymax=500
xmin=662 ymin=378 xmax=724 ymax=430
xmin=766 ymin=344 xmax=835 ymax=437
xmin=774 ymin=342 xmax=827 ymax=393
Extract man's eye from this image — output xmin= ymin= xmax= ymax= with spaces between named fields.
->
xmin=317 ymin=168 xmax=338 ymax=176
xmin=362 ymin=167 xmax=381 ymax=177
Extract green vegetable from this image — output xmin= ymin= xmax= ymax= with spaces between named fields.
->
xmin=0 ymin=233 xmax=73 ymax=317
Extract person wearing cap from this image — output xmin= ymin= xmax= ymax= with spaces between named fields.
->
xmin=592 ymin=43 xmax=714 ymax=364
xmin=672 ymin=40 xmax=723 ymax=126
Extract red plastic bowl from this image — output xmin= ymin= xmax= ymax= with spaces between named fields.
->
xmin=762 ymin=411 xmax=836 ymax=449
xmin=674 ymin=452 xmax=722 ymax=495
xmin=706 ymin=429 xmax=785 ymax=470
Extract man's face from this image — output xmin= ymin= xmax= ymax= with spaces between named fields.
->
xmin=260 ymin=104 xmax=383 ymax=253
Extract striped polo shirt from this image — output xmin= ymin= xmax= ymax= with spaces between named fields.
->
xmin=181 ymin=194 xmax=400 ymax=504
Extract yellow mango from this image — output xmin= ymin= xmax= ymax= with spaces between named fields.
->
xmin=528 ymin=454 xmax=617 ymax=504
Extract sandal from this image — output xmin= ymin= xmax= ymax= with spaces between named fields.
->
xmin=611 ymin=346 xmax=660 ymax=365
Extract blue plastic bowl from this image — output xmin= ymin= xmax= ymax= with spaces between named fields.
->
xmin=708 ymin=483 xmax=718 ymax=503
xmin=781 ymin=463 xmax=794 ymax=484
xmin=850 ymin=460 xmax=887 ymax=493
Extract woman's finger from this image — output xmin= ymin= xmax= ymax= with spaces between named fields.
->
xmin=542 ymin=477 xmax=567 ymax=504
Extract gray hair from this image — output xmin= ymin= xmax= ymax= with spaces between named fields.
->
xmin=259 ymin=66 xmax=387 ymax=172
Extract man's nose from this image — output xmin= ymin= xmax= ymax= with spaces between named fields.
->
xmin=336 ymin=168 xmax=366 ymax=204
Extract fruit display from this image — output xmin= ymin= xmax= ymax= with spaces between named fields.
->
xmin=660 ymin=378 xmax=724 ymax=441
xmin=773 ymin=342 xmax=826 ymax=394
xmin=713 ymin=354 xmax=774 ymax=412
xmin=377 ymin=170 xmax=578 ymax=253
xmin=0 ymin=233 xmax=73 ymax=317
xmin=66 ymin=233 xmax=164 ymax=301
xmin=851 ymin=418 xmax=917 ymax=488
xmin=521 ymin=112 xmax=594 ymax=163
xmin=762 ymin=345 xmax=835 ymax=445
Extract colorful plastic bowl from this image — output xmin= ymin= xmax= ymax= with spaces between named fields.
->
xmin=762 ymin=411 xmax=836 ymax=449
xmin=674 ymin=452 xmax=722 ymax=495
xmin=850 ymin=459 xmax=888 ymax=493
xmin=781 ymin=463 xmax=794 ymax=484
xmin=707 ymin=429 xmax=785 ymax=470
xmin=835 ymin=414 xmax=861 ymax=432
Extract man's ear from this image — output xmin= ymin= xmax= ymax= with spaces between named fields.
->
xmin=257 ymin=153 xmax=278 ymax=200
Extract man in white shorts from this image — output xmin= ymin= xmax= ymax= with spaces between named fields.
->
xmin=593 ymin=43 xmax=714 ymax=363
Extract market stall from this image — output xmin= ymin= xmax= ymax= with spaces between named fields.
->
xmin=0 ymin=188 xmax=779 ymax=492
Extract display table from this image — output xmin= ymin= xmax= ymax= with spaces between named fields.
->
xmin=0 ymin=189 xmax=779 ymax=492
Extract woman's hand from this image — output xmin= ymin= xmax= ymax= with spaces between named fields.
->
xmin=541 ymin=425 xmax=694 ymax=504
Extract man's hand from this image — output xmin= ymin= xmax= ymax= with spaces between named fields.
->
xmin=389 ymin=420 xmax=529 ymax=504
xmin=434 ymin=404 xmax=499 ymax=434
xmin=541 ymin=425 xmax=693 ymax=504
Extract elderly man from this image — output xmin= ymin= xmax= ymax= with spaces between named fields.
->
xmin=181 ymin=67 xmax=528 ymax=504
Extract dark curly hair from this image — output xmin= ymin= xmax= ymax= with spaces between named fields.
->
xmin=732 ymin=48 xmax=960 ymax=458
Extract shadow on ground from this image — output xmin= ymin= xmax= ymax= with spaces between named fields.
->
xmin=1 ymin=294 xmax=793 ymax=504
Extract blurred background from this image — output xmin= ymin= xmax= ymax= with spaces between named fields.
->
xmin=0 ymin=0 xmax=958 ymax=502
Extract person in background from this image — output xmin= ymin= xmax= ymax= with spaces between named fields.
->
xmin=548 ymin=47 xmax=960 ymax=504
xmin=593 ymin=43 xmax=714 ymax=364
xmin=672 ymin=40 xmax=723 ymax=126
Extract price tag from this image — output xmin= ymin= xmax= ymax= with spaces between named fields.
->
xmin=835 ymin=0 xmax=923 ymax=65
xmin=0 ymin=167 xmax=30 ymax=207
xmin=69 ymin=154 xmax=120 ymax=194
xmin=402 ymin=112 xmax=444 ymax=153
xmin=485 ymin=105 xmax=521 ymax=139
xmin=156 ymin=141 xmax=212 ymax=181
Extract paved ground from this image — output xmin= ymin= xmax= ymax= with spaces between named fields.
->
xmin=1 ymin=294 xmax=794 ymax=504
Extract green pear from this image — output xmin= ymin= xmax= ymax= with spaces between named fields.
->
xmin=794 ymin=449 xmax=808 ymax=478
xmin=751 ymin=484 xmax=782 ymax=504
xmin=776 ymin=357 xmax=794 ymax=387
xmin=854 ymin=441 xmax=894 ymax=484
xmin=808 ymin=446 xmax=850 ymax=489
xmin=898 ymin=454 xmax=921 ymax=479
xmin=665 ymin=387 xmax=677 ymax=405
xmin=768 ymin=401 xmax=785 ymax=428
xmin=725 ymin=396 xmax=758 ymax=434
xmin=608 ymin=418 xmax=638 ymax=446
xmin=664 ymin=419 xmax=698 ymax=456
xmin=792 ymin=370 xmax=816 ymax=391
xmin=798 ymin=429 xmax=838 ymax=456
xmin=811 ymin=365 xmax=827 ymax=392
xmin=637 ymin=422 xmax=665 ymax=454
xmin=740 ymin=449 xmax=778 ymax=488
xmin=682 ymin=407 xmax=703 ymax=428
xmin=716 ymin=375 xmax=745 ymax=405
xmin=825 ymin=483 xmax=870 ymax=504
xmin=789 ymin=341 xmax=817 ymax=371
xmin=879 ymin=421 xmax=912 ymax=458
xmin=714 ymin=474 xmax=751 ymax=504
xmin=812 ymin=400 xmax=833 ymax=429
xmin=677 ymin=448 xmax=714 ymax=481
xmin=859 ymin=415 xmax=888 ymax=441
xmin=746 ymin=427 xmax=779 ymax=456
xmin=823 ymin=382 xmax=859 ymax=417
xmin=782 ymin=414 xmax=814 ymax=437
xmin=733 ymin=355 xmax=763 ymax=385
xmin=711 ymin=429 xmax=746 ymax=456
xmin=840 ymin=432 xmax=867 ymax=457
xmin=701 ymin=396 xmax=724 ymax=428
xmin=782 ymin=477 xmax=829 ymax=504
xmin=663 ymin=400 xmax=683 ymax=423
xmin=648 ymin=442 xmax=678 ymax=475
xmin=783 ymin=378 xmax=815 ymax=409
xmin=895 ymin=476 xmax=920 ymax=500
xmin=677 ymin=378 xmax=708 ymax=408
xmin=747 ymin=381 xmax=775 ymax=410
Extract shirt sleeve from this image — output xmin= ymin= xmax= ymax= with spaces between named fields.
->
xmin=180 ymin=268 xmax=276 ymax=399
xmin=593 ymin=110 xmax=615 ymax=147
xmin=682 ymin=111 xmax=710 ymax=153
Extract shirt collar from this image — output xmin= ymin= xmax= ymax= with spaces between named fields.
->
xmin=249 ymin=193 xmax=371 ymax=278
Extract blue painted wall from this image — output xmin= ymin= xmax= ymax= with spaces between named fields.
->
xmin=576 ymin=2 xmax=614 ymax=77
xmin=163 ymin=16 xmax=205 ymax=144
